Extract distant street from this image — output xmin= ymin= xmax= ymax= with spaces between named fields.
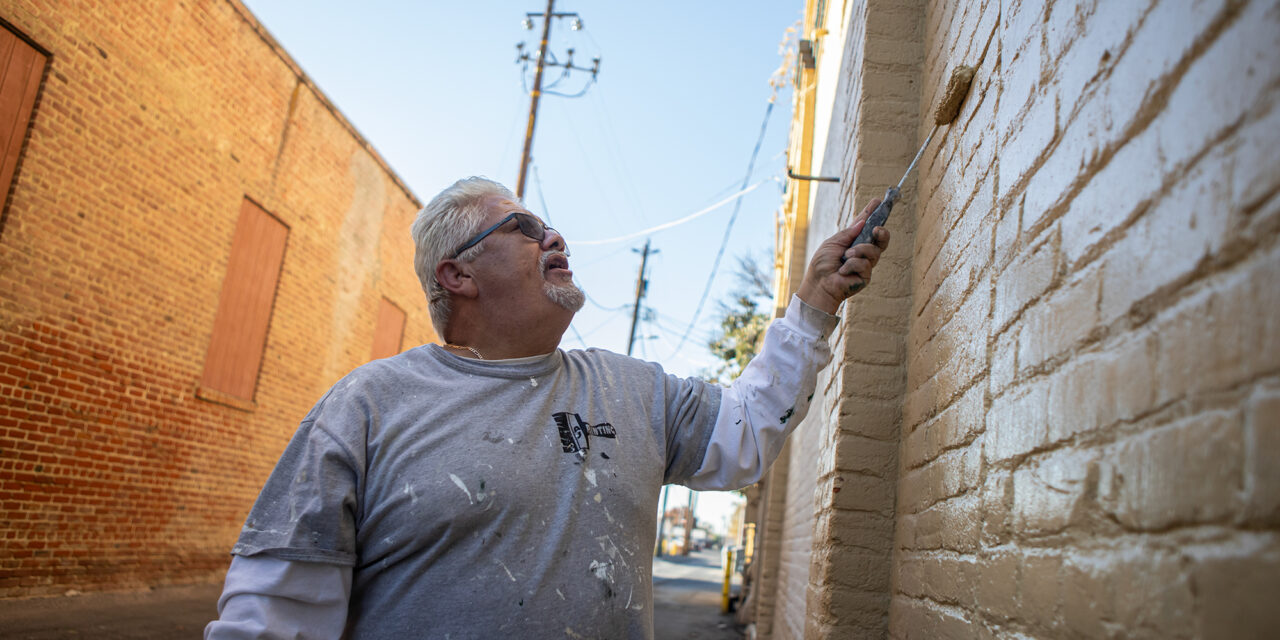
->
xmin=652 ymin=547 xmax=744 ymax=640
xmin=0 ymin=549 xmax=744 ymax=639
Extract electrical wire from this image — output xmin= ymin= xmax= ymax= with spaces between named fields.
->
xmin=649 ymin=313 xmax=717 ymax=372
xmin=637 ymin=319 xmax=649 ymax=360
xmin=648 ymin=306 xmax=716 ymax=359
xmin=531 ymin=164 xmax=552 ymax=224
xmin=498 ymin=89 xmax=531 ymax=185
xmin=581 ymin=286 xmax=630 ymax=312
xmin=563 ymin=110 xmax=629 ymax=228
xmin=645 ymin=304 xmax=693 ymax=332
xmin=573 ymin=179 xmax=769 ymax=246
xmin=542 ymin=77 xmax=597 ymax=98
xmin=587 ymin=86 xmax=648 ymax=224
xmin=517 ymin=33 xmax=597 ymax=99
xmin=667 ymin=99 xmax=777 ymax=357
xmin=569 ymin=323 xmax=588 ymax=349
xmin=573 ymin=308 xmax=631 ymax=340
xmin=575 ymin=243 xmax=635 ymax=270
xmin=653 ymin=317 xmax=714 ymax=349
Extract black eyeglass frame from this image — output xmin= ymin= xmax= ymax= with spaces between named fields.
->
xmin=450 ymin=212 xmax=563 ymax=259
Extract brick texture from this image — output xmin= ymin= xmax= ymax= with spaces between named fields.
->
xmin=757 ymin=0 xmax=1280 ymax=637
xmin=890 ymin=0 xmax=1280 ymax=637
xmin=0 ymin=1 xmax=434 ymax=597
xmin=782 ymin=0 xmax=925 ymax=637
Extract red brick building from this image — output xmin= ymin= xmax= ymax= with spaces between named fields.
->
xmin=0 ymin=1 xmax=435 ymax=597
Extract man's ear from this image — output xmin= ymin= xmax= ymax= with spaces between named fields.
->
xmin=435 ymin=260 xmax=478 ymax=299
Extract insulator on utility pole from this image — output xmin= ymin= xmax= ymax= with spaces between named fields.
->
xmin=513 ymin=2 xmax=601 ymax=199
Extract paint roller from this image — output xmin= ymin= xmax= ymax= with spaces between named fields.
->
xmin=847 ymin=65 xmax=977 ymax=256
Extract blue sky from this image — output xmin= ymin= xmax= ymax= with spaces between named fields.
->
xmin=242 ymin=0 xmax=805 ymax=530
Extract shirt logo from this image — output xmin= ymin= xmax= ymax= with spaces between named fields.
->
xmin=553 ymin=412 xmax=616 ymax=459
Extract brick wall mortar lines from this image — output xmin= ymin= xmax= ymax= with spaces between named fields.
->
xmin=882 ymin=0 xmax=1280 ymax=637
xmin=220 ymin=0 xmax=419 ymax=208
xmin=754 ymin=440 xmax=793 ymax=639
xmin=0 ymin=1 xmax=435 ymax=596
xmin=774 ymin=413 xmax=819 ymax=640
xmin=785 ymin=1 xmax=926 ymax=638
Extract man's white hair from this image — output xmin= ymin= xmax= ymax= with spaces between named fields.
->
xmin=412 ymin=177 xmax=518 ymax=334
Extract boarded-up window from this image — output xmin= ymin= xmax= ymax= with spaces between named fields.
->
xmin=198 ymin=199 xmax=289 ymax=406
xmin=371 ymin=297 xmax=406 ymax=360
xmin=0 ymin=24 xmax=48 ymax=226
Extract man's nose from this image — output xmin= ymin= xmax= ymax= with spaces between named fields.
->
xmin=542 ymin=228 xmax=569 ymax=256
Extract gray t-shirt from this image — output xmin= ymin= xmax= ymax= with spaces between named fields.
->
xmin=231 ymin=345 xmax=722 ymax=639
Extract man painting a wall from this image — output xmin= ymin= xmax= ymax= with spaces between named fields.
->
xmin=204 ymin=176 xmax=891 ymax=638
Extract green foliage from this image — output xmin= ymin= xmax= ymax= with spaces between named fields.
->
xmin=705 ymin=254 xmax=774 ymax=384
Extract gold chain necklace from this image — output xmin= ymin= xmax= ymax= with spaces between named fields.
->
xmin=443 ymin=344 xmax=484 ymax=360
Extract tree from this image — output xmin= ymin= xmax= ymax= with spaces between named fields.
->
xmin=705 ymin=253 xmax=774 ymax=384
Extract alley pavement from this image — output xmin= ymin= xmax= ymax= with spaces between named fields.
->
xmin=651 ymin=547 xmax=745 ymax=640
xmin=0 ymin=583 xmax=219 ymax=639
xmin=0 ymin=548 xmax=744 ymax=639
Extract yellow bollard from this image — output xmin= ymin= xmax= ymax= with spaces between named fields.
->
xmin=721 ymin=547 xmax=735 ymax=613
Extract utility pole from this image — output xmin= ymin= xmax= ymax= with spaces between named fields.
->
xmin=626 ymin=239 xmax=653 ymax=357
xmin=634 ymin=238 xmax=660 ymax=556
xmin=514 ymin=2 xmax=601 ymax=199
xmin=516 ymin=0 xmax=553 ymax=199
xmin=655 ymin=485 xmax=670 ymax=557
xmin=683 ymin=490 xmax=697 ymax=556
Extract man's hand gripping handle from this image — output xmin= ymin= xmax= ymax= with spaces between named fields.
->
xmin=846 ymin=187 xmax=898 ymax=256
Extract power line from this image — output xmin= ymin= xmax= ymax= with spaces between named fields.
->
xmin=587 ymin=85 xmax=649 ymax=225
xmin=569 ymin=323 xmax=588 ymax=349
xmin=668 ymin=99 xmax=777 ymax=357
xmin=581 ymin=286 xmax=630 ymax=312
xmin=542 ymin=78 xmax=598 ymax=98
xmin=499 ymin=93 xmax=531 ymax=185
xmin=563 ymin=110 xmax=630 ymax=228
xmin=649 ymin=317 xmax=716 ymax=372
xmin=574 ymin=25 xmax=647 ymax=225
xmin=531 ymin=164 xmax=552 ymax=224
xmin=573 ymin=179 xmax=769 ymax=246
xmin=573 ymin=308 xmax=630 ymax=340
xmin=576 ymin=243 xmax=633 ymax=270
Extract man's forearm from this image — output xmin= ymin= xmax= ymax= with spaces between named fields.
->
xmin=686 ymin=295 xmax=838 ymax=490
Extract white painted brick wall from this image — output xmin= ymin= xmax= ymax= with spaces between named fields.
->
xmin=889 ymin=0 xmax=1280 ymax=636
xmin=756 ymin=0 xmax=1278 ymax=636
xmin=774 ymin=411 xmax=820 ymax=640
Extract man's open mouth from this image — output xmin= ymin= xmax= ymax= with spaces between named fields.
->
xmin=543 ymin=253 xmax=571 ymax=276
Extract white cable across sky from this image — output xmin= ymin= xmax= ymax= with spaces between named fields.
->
xmin=572 ymin=178 xmax=772 ymax=246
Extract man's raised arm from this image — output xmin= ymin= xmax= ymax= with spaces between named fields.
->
xmin=687 ymin=199 xmax=891 ymax=490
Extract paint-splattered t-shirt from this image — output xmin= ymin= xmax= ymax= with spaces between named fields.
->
xmin=232 ymin=343 xmax=721 ymax=638
xmin=220 ymin=295 xmax=838 ymax=639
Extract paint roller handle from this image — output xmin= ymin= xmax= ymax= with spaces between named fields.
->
xmin=847 ymin=187 xmax=898 ymax=255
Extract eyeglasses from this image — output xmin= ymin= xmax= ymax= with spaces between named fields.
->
xmin=451 ymin=212 xmax=564 ymax=259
